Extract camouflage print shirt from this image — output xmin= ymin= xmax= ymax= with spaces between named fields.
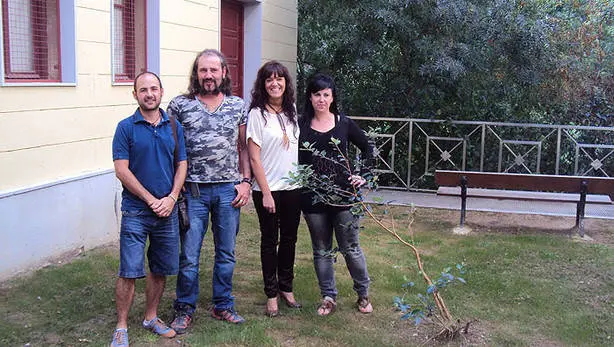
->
xmin=167 ymin=94 xmax=246 ymax=183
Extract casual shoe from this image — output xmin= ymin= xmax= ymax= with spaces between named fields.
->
xmin=317 ymin=296 xmax=337 ymax=316
xmin=211 ymin=308 xmax=246 ymax=324
xmin=170 ymin=312 xmax=192 ymax=334
xmin=110 ymin=328 xmax=129 ymax=347
xmin=142 ymin=317 xmax=176 ymax=338
xmin=357 ymin=296 xmax=373 ymax=314
xmin=279 ymin=291 xmax=302 ymax=308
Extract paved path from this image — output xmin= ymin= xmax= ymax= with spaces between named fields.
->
xmin=365 ymin=189 xmax=614 ymax=220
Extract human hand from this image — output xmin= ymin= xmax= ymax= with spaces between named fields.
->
xmin=262 ymin=193 xmax=276 ymax=214
xmin=348 ymin=174 xmax=366 ymax=188
xmin=151 ymin=197 xmax=175 ymax=217
xmin=232 ymin=182 xmax=251 ymax=208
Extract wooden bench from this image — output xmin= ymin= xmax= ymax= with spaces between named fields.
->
xmin=434 ymin=170 xmax=614 ymax=236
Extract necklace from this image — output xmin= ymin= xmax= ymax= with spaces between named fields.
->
xmin=267 ymin=103 xmax=290 ymax=149
xmin=267 ymin=103 xmax=283 ymax=114
xmin=148 ymin=115 xmax=161 ymax=127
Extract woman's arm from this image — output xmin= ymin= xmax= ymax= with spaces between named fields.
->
xmin=246 ymin=108 xmax=278 ymax=213
xmin=346 ymin=117 xmax=375 ymax=186
xmin=248 ymin=139 xmax=276 ymax=213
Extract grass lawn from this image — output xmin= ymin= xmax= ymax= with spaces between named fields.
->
xmin=1 ymin=206 xmax=612 ymax=346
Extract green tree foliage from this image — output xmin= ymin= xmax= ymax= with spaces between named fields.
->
xmin=544 ymin=0 xmax=614 ymax=125
xmin=298 ymin=0 xmax=613 ymax=126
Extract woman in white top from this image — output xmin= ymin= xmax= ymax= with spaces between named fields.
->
xmin=246 ymin=61 xmax=302 ymax=317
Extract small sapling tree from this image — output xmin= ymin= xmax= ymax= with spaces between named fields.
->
xmin=287 ymin=137 xmax=470 ymax=341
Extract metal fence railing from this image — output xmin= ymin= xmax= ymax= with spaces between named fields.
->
xmin=350 ymin=117 xmax=614 ymax=191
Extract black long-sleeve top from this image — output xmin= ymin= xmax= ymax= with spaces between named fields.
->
xmin=298 ymin=113 xmax=374 ymax=213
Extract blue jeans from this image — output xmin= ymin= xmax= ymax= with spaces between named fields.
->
xmin=119 ymin=209 xmax=179 ymax=278
xmin=174 ymin=182 xmax=240 ymax=314
xmin=303 ymin=209 xmax=370 ymax=300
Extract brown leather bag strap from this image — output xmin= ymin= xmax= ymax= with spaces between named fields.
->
xmin=168 ymin=113 xmax=179 ymax=167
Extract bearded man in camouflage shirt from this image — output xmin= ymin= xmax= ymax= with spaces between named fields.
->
xmin=168 ymin=49 xmax=252 ymax=332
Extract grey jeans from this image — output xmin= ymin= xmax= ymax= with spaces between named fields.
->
xmin=303 ymin=209 xmax=370 ymax=300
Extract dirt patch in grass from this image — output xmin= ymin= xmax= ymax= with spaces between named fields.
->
xmin=267 ymin=327 xmax=335 ymax=347
xmin=132 ymin=339 xmax=187 ymax=347
xmin=42 ymin=333 xmax=63 ymax=345
xmin=411 ymin=208 xmax=614 ymax=245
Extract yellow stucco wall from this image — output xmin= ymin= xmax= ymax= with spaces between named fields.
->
xmin=0 ymin=0 xmax=297 ymax=193
xmin=0 ymin=1 xmax=130 ymax=193
xmin=262 ymin=0 xmax=298 ymax=82
xmin=159 ymin=0 xmax=220 ymax=97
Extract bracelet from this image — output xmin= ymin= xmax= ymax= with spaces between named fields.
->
xmin=168 ymin=194 xmax=178 ymax=202
xmin=241 ymin=177 xmax=253 ymax=186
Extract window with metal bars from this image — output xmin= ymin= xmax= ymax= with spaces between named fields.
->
xmin=112 ymin=0 xmax=146 ymax=83
xmin=2 ymin=0 xmax=61 ymax=82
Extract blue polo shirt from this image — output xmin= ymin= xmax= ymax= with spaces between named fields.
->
xmin=112 ymin=108 xmax=187 ymax=211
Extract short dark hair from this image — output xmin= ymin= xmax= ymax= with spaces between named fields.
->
xmin=302 ymin=73 xmax=339 ymax=125
xmin=133 ymin=71 xmax=162 ymax=91
xmin=248 ymin=60 xmax=297 ymax=127
xmin=185 ymin=49 xmax=233 ymax=97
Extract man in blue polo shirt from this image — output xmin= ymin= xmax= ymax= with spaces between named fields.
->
xmin=110 ymin=71 xmax=187 ymax=347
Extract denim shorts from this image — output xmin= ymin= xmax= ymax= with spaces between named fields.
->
xmin=118 ymin=209 xmax=180 ymax=278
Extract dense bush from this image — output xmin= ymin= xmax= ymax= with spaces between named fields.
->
xmin=298 ymin=0 xmax=613 ymax=126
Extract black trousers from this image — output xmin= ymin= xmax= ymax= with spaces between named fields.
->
xmin=252 ymin=189 xmax=302 ymax=298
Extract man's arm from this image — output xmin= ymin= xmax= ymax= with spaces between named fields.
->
xmin=115 ymin=159 xmax=186 ymax=217
xmin=150 ymin=160 xmax=187 ymax=217
xmin=238 ymin=124 xmax=251 ymax=179
xmin=169 ymin=161 xmax=187 ymax=200
xmin=152 ymin=114 xmax=188 ymax=217
xmin=114 ymin=159 xmax=160 ymax=210
xmin=232 ymin=123 xmax=251 ymax=207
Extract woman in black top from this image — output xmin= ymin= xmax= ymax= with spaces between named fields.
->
xmin=298 ymin=73 xmax=374 ymax=316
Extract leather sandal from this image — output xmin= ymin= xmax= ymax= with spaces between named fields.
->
xmin=317 ymin=296 xmax=336 ymax=316
xmin=357 ymin=296 xmax=373 ymax=314
xmin=265 ymin=297 xmax=279 ymax=317
xmin=279 ymin=291 xmax=302 ymax=308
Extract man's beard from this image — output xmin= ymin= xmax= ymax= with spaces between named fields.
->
xmin=139 ymin=98 xmax=160 ymax=111
xmin=200 ymin=78 xmax=222 ymax=95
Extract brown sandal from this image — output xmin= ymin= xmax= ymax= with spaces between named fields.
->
xmin=317 ymin=296 xmax=336 ymax=316
xmin=357 ymin=296 xmax=373 ymax=314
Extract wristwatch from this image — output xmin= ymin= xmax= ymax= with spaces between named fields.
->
xmin=241 ymin=177 xmax=253 ymax=186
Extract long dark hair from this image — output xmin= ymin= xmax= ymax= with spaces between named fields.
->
xmin=301 ymin=73 xmax=340 ymax=126
xmin=249 ymin=61 xmax=297 ymax=128
xmin=185 ymin=49 xmax=233 ymax=97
